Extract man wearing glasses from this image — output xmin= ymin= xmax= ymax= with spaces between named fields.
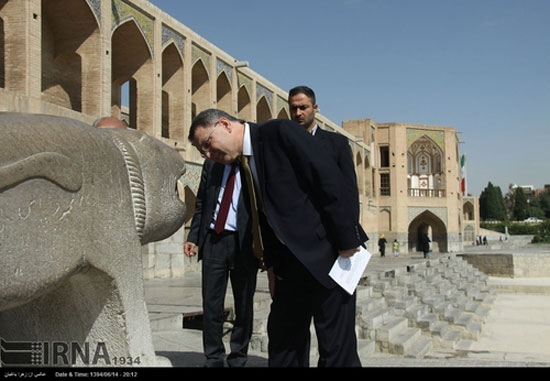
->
xmin=184 ymin=118 xmax=259 ymax=368
xmin=188 ymin=109 xmax=365 ymax=367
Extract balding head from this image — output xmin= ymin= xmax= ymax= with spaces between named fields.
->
xmin=93 ymin=117 xmax=127 ymax=129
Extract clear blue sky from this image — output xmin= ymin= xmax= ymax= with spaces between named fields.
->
xmin=150 ymin=0 xmax=550 ymax=197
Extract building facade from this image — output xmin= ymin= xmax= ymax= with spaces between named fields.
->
xmin=0 ymin=0 xmax=478 ymax=279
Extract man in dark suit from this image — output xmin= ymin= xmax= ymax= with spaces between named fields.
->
xmin=288 ymin=85 xmax=367 ymax=244
xmin=188 ymin=109 xmax=366 ymax=367
xmin=184 ymin=156 xmax=258 ymax=367
xmin=287 ymin=86 xmax=368 ymax=366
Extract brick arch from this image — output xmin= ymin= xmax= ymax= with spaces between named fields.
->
xmin=256 ymin=96 xmax=271 ymax=123
xmin=162 ymin=42 xmax=185 ymax=140
xmin=408 ymin=210 xmax=448 ymax=253
xmin=237 ymin=85 xmax=252 ymax=121
xmin=216 ymin=71 xmax=232 ymax=114
xmin=379 ymin=208 xmax=391 ymax=232
xmin=463 ymin=201 xmax=474 ymax=221
xmin=191 ymin=59 xmax=210 ymax=120
xmin=111 ymin=18 xmax=154 ymax=133
xmin=277 ymin=107 xmax=289 ymax=119
xmin=356 ymin=152 xmax=365 ymax=196
xmin=41 ymin=0 xmax=101 ymax=115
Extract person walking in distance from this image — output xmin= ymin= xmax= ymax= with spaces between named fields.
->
xmin=378 ymin=234 xmax=387 ymax=257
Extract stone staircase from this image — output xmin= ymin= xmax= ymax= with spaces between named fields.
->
xmin=249 ymin=254 xmax=496 ymax=360
xmin=356 ymin=254 xmax=496 ymax=358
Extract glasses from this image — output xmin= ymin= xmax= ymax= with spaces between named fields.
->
xmin=198 ymin=122 xmax=219 ymax=157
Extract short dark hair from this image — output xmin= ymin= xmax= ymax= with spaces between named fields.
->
xmin=288 ymin=86 xmax=316 ymax=105
xmin=188 ymin=109 xmax=244 ymax=141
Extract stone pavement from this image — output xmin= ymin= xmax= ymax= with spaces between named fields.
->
xmin=145 ymin=247 xmax=550 ymax=367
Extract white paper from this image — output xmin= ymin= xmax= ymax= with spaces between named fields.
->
xmin=329 ymin=246 xmax=372 ymax=295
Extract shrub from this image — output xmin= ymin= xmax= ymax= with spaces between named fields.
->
xmin=533 ymin=220 xmax=550 ymax=243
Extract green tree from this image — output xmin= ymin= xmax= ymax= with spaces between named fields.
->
xmin=536 ymin=189 xmax=550 ymax=218
xmin=512 ymin=187 xmax=529 ymax=221
xmin=479 ymin=182 xmax=507 ymax=220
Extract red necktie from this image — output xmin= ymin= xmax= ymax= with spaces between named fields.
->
xmin=214 ymin=164 xmax=237 ymax=233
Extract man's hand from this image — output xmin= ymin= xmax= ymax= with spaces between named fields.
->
xmin=184 ymin=242 xmax=197 ymax=257
xmin=339 ymin=247 xmax=360 ymax=258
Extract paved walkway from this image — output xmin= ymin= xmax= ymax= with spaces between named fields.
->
xmin=146 ymin=246 xmax=550 ymax=367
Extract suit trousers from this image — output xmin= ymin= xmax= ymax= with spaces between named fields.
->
xmin=201 ymin=230 xmax=257 ymax=367
xmin=266 ymin=246 xmax=361 ymax=368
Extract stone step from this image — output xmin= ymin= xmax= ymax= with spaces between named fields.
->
xmin=404 ymin=336 xmax=433 ymax=359
xmin=382 ymin=287 xmax=409 ymax=305
xmin=393 ymin=295 xmax=418 ymax=310
xmin=386 ymin=327 xmax=421 ymax=355
xmin=416 ymin=313 xmax=439 ymax=332
xmin=403 ymin=303 xmax=430 ymax=321
xmin=448 ymin=294 xmax=470 ymax=310
xmin=463 ymin=320 xmax=482 ymax=340
xmin=436 ymin=328 xmax=462 ymax=349
xmin=442 ymin=306 xmax=462 ymax=323
xmin=357 ymin=296 xmax=386 ymax=313
xmin=375 ymin=317 xmax=409 ymax=343
xmin=357 ymin=338 xmax=376 ymax=358
xmin=429 ymin=320 xmax=450 ymax=338
xmin=249 ymin=333 xmax=268 ymax=352
xmin=432 ymin=300 xmax=455 ymax=317
xmin=356 ymin=285 xmax=373 ymax=299
xmin=148 ymin=312 xmax=183 ymax=332
xmin=422 ymin=294 xmax=447 ymax=309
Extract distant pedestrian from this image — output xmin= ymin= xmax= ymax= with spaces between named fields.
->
xmin=421 ymin=234 xmax=431 ymax=259
xmin=392 ymin=239 xmax=399 ymax=257
xmin=378 ymin=235 xmax=387 ymax=257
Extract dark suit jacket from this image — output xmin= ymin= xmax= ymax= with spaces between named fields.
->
xmin=314 ymin=127 xmax=368 ymax=244
xmin=187 ymin=159 xmax=256 ymax=270
xmin=249 ymin=120 xmax=366 ymax=288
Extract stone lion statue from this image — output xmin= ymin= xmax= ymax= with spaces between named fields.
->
xmin=0 ymin=113 xmax=186 ymax=366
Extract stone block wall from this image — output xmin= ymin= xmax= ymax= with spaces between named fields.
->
xmin=459 ymin=252 xmax=550 ymax=278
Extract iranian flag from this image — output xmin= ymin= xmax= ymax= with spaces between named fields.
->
xmin=460 ymin=154 xmax=467 ymax=196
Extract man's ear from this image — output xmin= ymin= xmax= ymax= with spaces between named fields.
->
xmin=219 ymin=117 xmax=232 ymax=133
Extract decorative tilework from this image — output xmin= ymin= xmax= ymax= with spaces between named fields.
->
xmin=407 ymin=128 xmax=445 ymax=151
xmin=256 ymin=83 xmax=273 ymax=105
xmin=216 ymin=59 xmax=233 ymax=82
xmin=112 ymin=0 xmax=154 ymax=56
xmin=86 ymin=0 xmax=101 ymax=23
xmin=182 ymin=162 xmax=203 ymax=195
xmin=192 ymin=44 xmax=211 ymax=69
xmin=277 ymin=96 xmax=288 ymax=116
xmin=238 ymin=72 xmax=252 ymax=94
xmin=162 ymin=25 xmax=185 ymax=58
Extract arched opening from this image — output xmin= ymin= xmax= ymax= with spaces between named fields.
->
xmin=379 ymin=209 xmax=391 ymax=232
xmin=216 ymin=71 xmax=232 ymax=114
xmin=111 ymin=19 xmax=154 ymax=133
xmin=237 ymin=86 xmax=252 ymax=121
xmin=0 ymin=0 xmax=26 ymax=92
xmin=364 ymin=155 xmax=372 ymax=198
xmin=191 ymin=59 xmax=210 ymax=120
xmin=0 ymin=16 xmax=4 ymax=88
xmin=356 ymin=152 xmax=364 ymax=196
xmin=256 ymin=96 xmax=271 ymax=123
xmin=407 ymin=135 xmax=446 ymax=197
xmin=41 ymin=0 xmax=100 ymax=114
xmin=277 ymin=107 xmax=289 ymax=119
xmin=463 ymin=201 xmax=474 ymax=221
xmin=162 ymin=43 xmax=185 ymax=140
xmin=408 ymin=210 xmax=447 ymax=253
